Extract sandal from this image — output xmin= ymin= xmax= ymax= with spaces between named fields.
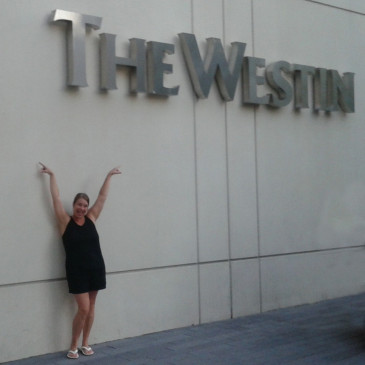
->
xmin=81 ymin=346 xmax=94 ymax=356
xmin=67 ymin=349 xmax=79 ymax=359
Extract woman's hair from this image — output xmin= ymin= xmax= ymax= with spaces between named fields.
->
xmin=73 ymin=193 xmax=90 ymax=206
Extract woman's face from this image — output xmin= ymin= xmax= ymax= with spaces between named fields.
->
xmin=73 ymin=198 xmax=89 ymax=218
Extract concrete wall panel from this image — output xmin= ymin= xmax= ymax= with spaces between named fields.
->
xmin=0 ymin=281 xmax=74 ymax=363
xmin=95 ymin=266 xmax=200 ymax=342
xmin=261 ymin=247 xmax=365 ymax=311
xmin=192 ymin=0 xmax=229 ymax=262
xmin=199 ymin=262 xmax=231 ymax=323
xmin=231 ymin=259 xmax=261 ymax=317
xmin=253 ymin=0 xmax=365 ymax=255
xmin=0 ymin=0 xmax=198 ymax=284
xmin=225 ymin=0 xmax=259 ymax=259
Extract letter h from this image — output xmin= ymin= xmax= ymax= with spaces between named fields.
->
xmin=100 ymin=33 xmax=146 ymax=92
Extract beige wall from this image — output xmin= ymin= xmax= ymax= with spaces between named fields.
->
xmin=0 ymin=0 xmax=364 ymax=362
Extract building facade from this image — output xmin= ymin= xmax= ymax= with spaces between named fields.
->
xmin=0 ymin=0 xmax=364 ymax=362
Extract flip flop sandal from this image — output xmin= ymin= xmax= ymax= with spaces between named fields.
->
xmin=81 ymin=346 xmax=94 ymax=356
xmin=67 ymin=349 xmax=79 ymax=359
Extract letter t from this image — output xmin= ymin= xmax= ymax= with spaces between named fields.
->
xmin=52 ymin=9 xmax=102 ymax=87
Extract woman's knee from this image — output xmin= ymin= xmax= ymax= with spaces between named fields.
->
xmin=78 ymin=305 xmax=90 ymax=317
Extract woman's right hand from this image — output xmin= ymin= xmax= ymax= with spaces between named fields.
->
xmin=39 ymin=162 xmax=53 ymax=176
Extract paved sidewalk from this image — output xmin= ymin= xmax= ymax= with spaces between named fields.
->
xmin=3 ymin=293 xmax=365 ymax=365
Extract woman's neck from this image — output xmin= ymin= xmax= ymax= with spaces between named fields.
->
xmin=72 ymin=215 xmax=86 ymax=225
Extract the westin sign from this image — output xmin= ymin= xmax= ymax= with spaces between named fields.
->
xmin=52 ymin=9 xmax=355 ymax=113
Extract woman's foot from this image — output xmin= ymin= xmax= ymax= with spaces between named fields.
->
xmin=66 ymin=349 xmax=79 ymax=359
xmin=80 ymin=345 xmax=94 ymax=356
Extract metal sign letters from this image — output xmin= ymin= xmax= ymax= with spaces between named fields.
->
xmin=52 ymin=9 xmax=355 ymax=113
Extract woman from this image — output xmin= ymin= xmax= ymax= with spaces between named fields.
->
xmin=39 ymin=162 xmax=121 ymax=359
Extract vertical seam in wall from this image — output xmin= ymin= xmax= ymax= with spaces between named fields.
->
xmin=251 ymin=0 xmax=263 ymax=314
xmin=191 ymin=0 xmax=201 ymax=325
xmin=222 ymin=0 xmax=233 ymax=320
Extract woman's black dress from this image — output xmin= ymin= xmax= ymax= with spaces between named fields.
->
xmin=62 ymin=216 xmax=106 ymax=294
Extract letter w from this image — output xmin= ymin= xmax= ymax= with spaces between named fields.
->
xmin=179 ymin=33 xmax=245 ymax=101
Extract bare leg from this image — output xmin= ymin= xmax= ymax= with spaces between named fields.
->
xmin=70 ymin=293 xmax=90 ymax=351
xmin=82 ymin=291 xmax=98 ymax=351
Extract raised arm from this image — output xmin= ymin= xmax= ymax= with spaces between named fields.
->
xmin=87 ymin=167 xmax=122 ymax=222
xmin=39 ymin=162 xmax=70 ymax=234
